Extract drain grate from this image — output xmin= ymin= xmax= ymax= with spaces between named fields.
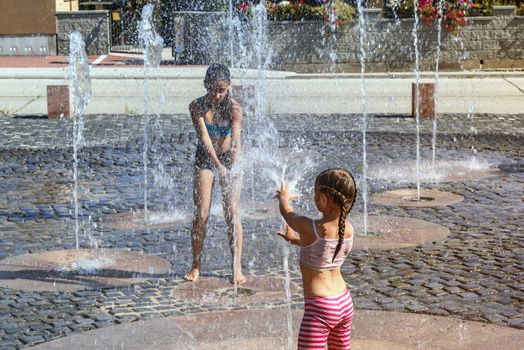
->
xmin=215 ymin=287 xmax=256 ymax=298
xmin=498 ymin=163 xmax=524 ymax=173
xmin=356 ymin=231 xmax=383 ymax=238
xmin=402 ymin=196 xmax=435 ymax=202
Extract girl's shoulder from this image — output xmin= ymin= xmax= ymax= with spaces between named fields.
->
xmin=317 ymin=220 xmax=353 ymax=240
xmin=296 ymin=217 xmax=319 ymax=246
xmin=190 ymin=96 xmax=207 ymax=110
xmin=189 ymin=96 xmax=209 ymax=120
xmin=230 ymin=98 xmax=242 ymax=112
xmin=346 ymin=222 xmax=354 ymax=240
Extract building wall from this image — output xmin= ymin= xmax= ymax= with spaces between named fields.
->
xmin=56 ymin=11 xmax=110 ymax=55
xmin=0 ymin=0 xmax=56 ymax=35
xmin=268 ymin=13 xmax=524 ymax=72
xmin=56 ymin=0 xmax=79 ymax=12
xmin=173 ymin=10 xmax=524 ymax=72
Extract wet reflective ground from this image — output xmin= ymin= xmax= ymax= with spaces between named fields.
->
xmin=0 ymin=113 xmax=523 ymax=347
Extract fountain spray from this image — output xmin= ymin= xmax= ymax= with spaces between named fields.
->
xmin=432 ymin=0 xmax=444 ymax=176
xmin=138 ymin=4 xmax=164 ymax=223
xmin=228 ymin=0 xmax=234 ymax=67
xmin=412 ymin=0 xmax=422 ymax=199
xmin=68 ymin=31 xmax=92 ymax=250
xmin=252 ymin=3 xmax=293 ymax=347
xmin=355 ymin=0 xmax=369 ymax=235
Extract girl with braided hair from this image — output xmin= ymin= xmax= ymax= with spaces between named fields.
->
xmin=275 ymin=168 xmax=357 ymax=350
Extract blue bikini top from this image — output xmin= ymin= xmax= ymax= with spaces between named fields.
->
xmin=205 ymin=120 xmax=232 ymax=137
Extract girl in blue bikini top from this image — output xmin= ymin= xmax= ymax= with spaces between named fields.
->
xmin=185 ymin=63 xmax=246 ymax=286
xmin=202 ymin=95 xmax=233 ymax=138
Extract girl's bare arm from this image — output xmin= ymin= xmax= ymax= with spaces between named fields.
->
xmin=276 ymin=225 xmax=301 ymax=245
xmin=190 ymin=101 xmax=222 ymax=168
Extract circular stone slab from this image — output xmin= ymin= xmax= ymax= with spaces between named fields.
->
xmin=351 ymin=215 xmax=450 ymax=250
xmin=0 ymin=249 xmax=171 ymax=292
xmin=498 ymin=162 xmax=524 ymax=173
xmin=373 ymin=188 xmax=464 ymax=208
xmin=104 ymin=205 xmax=279 ymax=230
xmin=368 ymin=159 xmax=499 ymax=183
xmin=171 ymin=275 xmax=300 ymax=306
xmin=103 ymin=210 xmax=190 ymax=230
xmin=30 ymin=308 xmax=524 ymax=350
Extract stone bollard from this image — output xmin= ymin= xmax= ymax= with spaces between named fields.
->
xmin=232 ymin=84 xmax=256 ymax=117
xmin=412 ymin=83 xmax=435 ymax=119
xmin=47 ymin=85 xmax=72 ymax=119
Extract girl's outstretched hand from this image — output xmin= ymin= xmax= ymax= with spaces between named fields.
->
xmin=275 ymin=182 xmax=298 ymax=202
xmin=276 ymin=225 xmax=300 ymax=245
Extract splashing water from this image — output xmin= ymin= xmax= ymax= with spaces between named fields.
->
xmin=140 ymin=211 xmax=187 ymax=225
xmin=138 ymin=4 xmax=164 ymax=223
xmin=370 ymin=157 xmax=494 ymax=183
xmin=68 ymin=32 xmax=91 ymax=117
xmin=412 ymin=0 xmax=422 ymax=198
xmin=56 ymin=257 xmax=114 ymax=275
xmin=68 ymin=31 xmax=92 ymax=250
xmin=355 ymin=0 xmax=369 ymax=235
xmin=228 ymin=0 xmax=234 ymax=66
xmin=138 ymin=4 xmax=164 ymax=68
xmin=432 ymin=0 xmax=444 ymax=172
xmin=238 ymin=4 xmax=306 ymax=348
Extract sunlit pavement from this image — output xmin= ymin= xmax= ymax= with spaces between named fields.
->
xmin=0 ymin=56 xmax=523 ymax=116
xmin=0 ymin=60 xmax=523 ymax=348
xmin=29 ymin=309 xmax=524 ymax=350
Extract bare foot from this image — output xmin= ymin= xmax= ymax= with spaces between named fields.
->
xmin=184 ymin=268 xmax=200 ymax=282
xmin=231 ymin=271 xmax=247 ymax=285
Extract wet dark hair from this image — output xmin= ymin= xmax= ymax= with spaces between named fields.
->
xmin=204 ymin=63 xmax=231 ymax=85
xmin=204 ymin=63 xmax=233 ymax=120
xmin=315 ymin=168 xmax=357 ymax=263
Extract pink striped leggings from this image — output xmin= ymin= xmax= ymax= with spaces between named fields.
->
xmin=298 ymin=289 xmax=354 ymax=350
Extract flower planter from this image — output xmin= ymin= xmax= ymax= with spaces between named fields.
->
xmin=468 ymin=8 xmax=484 ymax=17
xmin=363 ymin=8 xmax=382 ymax=20
xmin=492 ymin=6 xmax=516 ymax=17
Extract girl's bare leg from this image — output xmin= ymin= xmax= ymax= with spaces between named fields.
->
xmin=221 ymin=173 xmax=246 ymax=284
xmin=185 ymin=168 xmax=214 ymax=282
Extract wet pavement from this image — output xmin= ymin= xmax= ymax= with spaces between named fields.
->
xmin=0 ymin=112 xmax=523 ymax=348
xmin=28 ymin=308 xmax=524 ymax=350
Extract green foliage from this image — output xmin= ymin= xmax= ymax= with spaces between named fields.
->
xmin=385 ymin=0 xmax=472 ymax=32
xmin=384 ymin=0 xmax=415 ymax=18
xmin=465 ymin=0 xmax=521 ymax=16
xmin=386 ymin=0 xmax=522 ymax=17
xmin=335 ymin=1 xmax=357 ymax=24
xmin=267 ymin=1 xmax=324 ymax=21
xmin=238 ymin=1 xmax=356 ymax=24
xmin=173 ymin=0 xmax=229 ymax=11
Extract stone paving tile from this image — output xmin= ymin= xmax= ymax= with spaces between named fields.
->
xmin=0 ymin=113 xmax=523 ymax=347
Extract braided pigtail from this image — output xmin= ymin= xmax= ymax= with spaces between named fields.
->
xmin=333 ymin=200 xmax=350 ymax=263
